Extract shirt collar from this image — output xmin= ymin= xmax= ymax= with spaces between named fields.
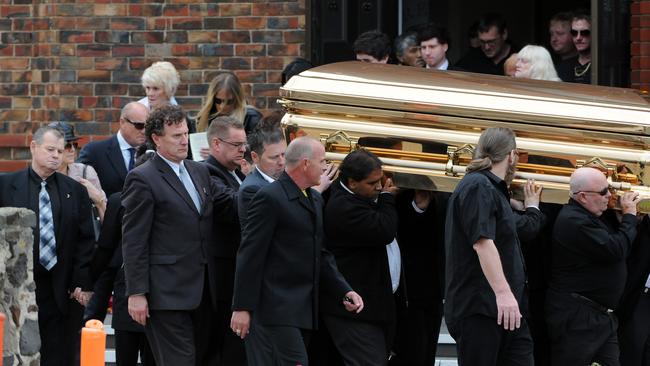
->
xmin=28 ymin=166 xmax=56 ymax=184
xmin=340 ymin=180 xmax=354 ymax=194
xmin=256 ymin=166 xmax=276 ymax=183
xmin=157 ymin=153 xmax=184 ymax=177
xmin=116 ymin=130 xmax=137 ymax=151
xmin=478 ymin=169 xmax=510 ymax=199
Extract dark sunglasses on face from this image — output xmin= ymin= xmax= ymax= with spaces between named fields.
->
xmin=64 ymin=142 xmax=78 ymax=150
xmin=125 ymin=117 xmax=146 ymax=130
xmin=570 ymin=29 xmax=591 ymax=37
xmin=574 ymin=187 xmax=610 ymax=196
xmin=214 ymin=97 xmax=235 ymax=106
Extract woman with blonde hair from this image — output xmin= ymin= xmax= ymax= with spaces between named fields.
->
xmin=515 ymin=45 xmax=562 ymax=81
xmin=138 ymin=61 xmax=180 ymax=110
xmin=196 ymin=71 xmax=262 ymax=134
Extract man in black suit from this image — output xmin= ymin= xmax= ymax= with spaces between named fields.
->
xmin=122 ymin=105 xmax=234 ymax=365
xmin=230 ymin=137 xmax=364 ymax=365
xmin=237 ymin=124 xmax=286 ymax=228
xmin=78 ymin=101 xmax=149 ymax=323
xmin=203 ymin=115 xmax=248 ymax=365
xmin=0 ymin=126 xmax=95 ymax=366
xmin=321 ymin=149 xmax=399 ymax=365
xmin=78 ymin=101 xmax=148 ymax=196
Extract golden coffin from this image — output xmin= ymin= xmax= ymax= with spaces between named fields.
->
xmin=278 ymin=61 xmax=650 ymax=210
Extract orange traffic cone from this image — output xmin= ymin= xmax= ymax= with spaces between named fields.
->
xmin=0 ymin=313 xmax=5 ymax=366
xmin=80 ymin=319 xmax=106 ymax=366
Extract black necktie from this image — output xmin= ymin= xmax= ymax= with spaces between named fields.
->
xmin=127 ymin=147 xmax=136 ymax=171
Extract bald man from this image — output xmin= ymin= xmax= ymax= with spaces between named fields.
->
xmin=546 ymin=167 xmax=640 ymax=366
xmin=230 ymin=137 xmax=363 ymax=365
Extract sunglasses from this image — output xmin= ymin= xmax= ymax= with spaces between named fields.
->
xmin=64 ymin=142 xmax=79 ymax=150
xmin=125 ymin=117 xmax=146 ymax=130
xmin=215 ymin=97 xmax=235 ymax=106
xmin=570 ymin=29 xmax=591 ymax=37
xmin=574 ymin=187 xmax=610 ymax=196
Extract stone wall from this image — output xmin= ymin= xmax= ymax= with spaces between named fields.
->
xmin=0 ymin=207 xmax=40 ymax=366
xmin=0 ymin=0 xmax=307 ymax=172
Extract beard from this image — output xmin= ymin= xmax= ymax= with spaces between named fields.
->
xmin=504 ymin=162 xmax=517 ymax=185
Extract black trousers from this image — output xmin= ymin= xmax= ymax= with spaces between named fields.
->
xmin=390 ymin=300 xmax=443 ymax=366
xmin=448 ymin=314 xmax=534 ymax=366
xmin=244 ymin=315 xmax=311 ymax=366
xmin=35 ymin=275 xmax=84 ymax=366
xmin=83 ymin=268 xmax=116 ymax=322
xmin=323 ymin=314 xmax=388 ymax=366
xmin=619 ymin=289 xmax=650 ymax=366
xmin=545 ymin=291 xmax=620 ymax=366
xmin=115 ymin=329 xmax=156 ymax=366
xmin=145 ymin=274 xmax=216 ymax=366
xmin=215 ymin=300 xmax=247 ymax=365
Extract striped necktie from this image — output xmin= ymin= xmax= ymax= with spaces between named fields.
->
xmin=179 ymin=165 xmax=202 ymax=212
xmin=39 ymin=181 xmax=57 ymax=270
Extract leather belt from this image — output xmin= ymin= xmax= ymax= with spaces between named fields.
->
xmin=570 ymin=293 xmax=614 ymax=314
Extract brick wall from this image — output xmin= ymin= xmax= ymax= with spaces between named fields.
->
xmin=0 ymin=1 xmax=306 ymax=172
xmin=631 ymin=0 xmax=650 ymax=90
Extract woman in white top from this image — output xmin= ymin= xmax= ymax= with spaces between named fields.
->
xmin=515 ymin=45 xmax=562 ymax=81
xmin=49 ymin=122 xmax=107 ymax=222
xmin=138 ymin=61 xmax=180 ymax=110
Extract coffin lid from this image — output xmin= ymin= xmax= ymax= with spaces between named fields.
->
xmin=280 ymin=61 xmax=650 ymax=136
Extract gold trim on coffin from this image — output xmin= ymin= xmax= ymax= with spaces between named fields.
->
xmin=279 ymin=62 xmax=650 ymax=213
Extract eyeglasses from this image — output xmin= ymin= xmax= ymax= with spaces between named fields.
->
xmin=124 ymin=117 xmax=146 ymax=130
xmin=214 ymin=97 xmax=235 ymax=106
xmin=218 ymin=137 xmax=248 ymax=149
xmin=570 ymin=29 xmax=591 ymax=37
xmin=573 ymin=187 xmax=610 ymax=196
xmin=64 ymin=142 xmax=78 ymax=150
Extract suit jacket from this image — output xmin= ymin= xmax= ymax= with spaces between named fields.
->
xmin=232 ymin=172 xmax=351 ymax=329
xmin=321 ymin=181 xmax=398 ymax=324
xmin=237 ymin=168 xmax=269 ymax=230
xmin=121 ymin=155 xmax=235 ymax=310
xmin=78 ymin=135 xmax=128 ymax=196
xmin=617 ymin=215 xmax=650 ymax=322
xmin=0 ymin=169 xmax=95 ymax=313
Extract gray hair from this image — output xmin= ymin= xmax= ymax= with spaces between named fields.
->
xmin=516 ymin=45 xmax=561 ymax=81
xmin=33 ymin=126 xmax=63 ymax=144
xmin=466 ymin=127 xmax=516 ymax=173
xmin=394 ymin=31 xmax=418 ymax=58
xmin=285 ymin=136 xmax=317 ymax=168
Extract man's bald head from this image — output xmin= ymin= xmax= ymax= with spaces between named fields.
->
xmin=284 ymin=136 xmax=326 ymax=189
xmin=119 ymin=101 xmax=148 ymax=147
xmin=570 ymin=167 xmax=611 ymax=216
xmin=285 ymin=137 xmax=320 ymax=169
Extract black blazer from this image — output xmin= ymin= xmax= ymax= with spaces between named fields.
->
xmin=78 ymin=135 xmax=128 ymax=196
xmin=617 ymin=215 xmax=650 ymax=322
xmin=321 ymin=181 xmax=398 ymax=324
xmin=0 ymin=169 xmax=95 ymax=313
xmin=237 ymin=168 xmax=270 ymax=230
xmin=233 ymin=172 xmax=351 ymax=329
xmin=121 ymin=155 xmax=235 ymax=310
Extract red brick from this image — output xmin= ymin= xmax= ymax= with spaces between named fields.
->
xmin=163 ymin=4 xmax=189 ymax=16
xmin=189 ymin=3 xmax=219 ymax=17
xmin=2 ymin=5 xmax=31 ymax=18
xmin=111 ymin=17 xmax=145 ymax=30
xmin=236 ymin=44 xmax=267 ymax=56
xmin=96 ymin=58 xmax=127 ymax=70
xmin=204 ymin=17 xmax=233 ymax=30
xmin=60 ymin=31 xmax=94 ymax=43
xmin=113 ymin=45 xmax=145 ymax=57
xmin=171 ymin=17 xmax=202 ymax=30
xmin=235 ymin=17 xmax=265 ymax=29
xmin=283 ymin=30 xmax=305 ymax=43
xmin=0 ymin=45 xmax=13 ymax=56
xmin=235 ymin=70 xmax=266 ymax=83
xmin=59 ymin=84 xmax=94 ymax=96
xmin=0 ymin=134 xmax=28 ymax=147
xmin=76 ymin=17 xmax=110 ymax=30
xmin=165 ymin=58 xmax=191 ymax=70
xmin=189 ymin=57 xmax=220 ymax=69
xmin=220 ymin=30 xmax=251 ymax=43
xmin=128 ymin=4 xmax=162 ymax=17
xmin=132 ymin=32 xmax=164 ymax=44
xmin=0 ymin=160 xmax=29 ymax=172
xmin=641 ymin=15 xmax=650 ymax=27
xmin=79 ymin=70 xmax=111 ymax=82
xmin=641 ymin=1 xmax=650 ymax=14
xmin=253 ymin=57 xmax=284 ymax=70
xmin=147 ymin=18 xmax=168 ymax=30
xmin=0 ymin=59 xmax=28 ymax=70
xmin=15 ymin=45 xmax=33 ymax=57
xmin=219 ymin=3 xmax=251 ymax=16
xmin=12 ymin=71 xmax=31 ymax=83
xmin=641 ymin=28 xmax=650 ymax=41
xmin=77 ymin=44 xmax=111 ymax=57
xmin=252 ymin=3 xmax=283 ymax=16
xmin=51 ymin=18 xmax=76 ymax=29
xmin=268 ymin=71 xmax=282 ymax=83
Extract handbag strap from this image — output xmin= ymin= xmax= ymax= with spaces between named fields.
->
xmin=82 ymin=163 xmax=88 ymax=179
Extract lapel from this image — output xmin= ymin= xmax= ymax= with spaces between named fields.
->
xmin=279 ymin=172 xmax=315 ymax=216
xmin=9 ymin=169 xmax=31 ymax=208
xmin=153 ymin=155 xmax=200 ymax=215
xmin=106 ymin=135 xmax=128 ymax=181
xmin=53 ymin=172 xmax=73 ymax=243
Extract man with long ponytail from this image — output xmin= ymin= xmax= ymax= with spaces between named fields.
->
xmin=444 ymin=127 xmax=534 ymax=366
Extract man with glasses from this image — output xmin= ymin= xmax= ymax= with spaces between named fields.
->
xmin=557 ymin=12 xmax=592 ymax=84
xmin=78 ymin=101 xmax=148 ymax=196
xmin=546 ymin=167 xmax=640 ymax=365
xmin=456 ymin=13 xmax=518 ymax=75
xmin=202 ymin=115 xmax=248 ymax=365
